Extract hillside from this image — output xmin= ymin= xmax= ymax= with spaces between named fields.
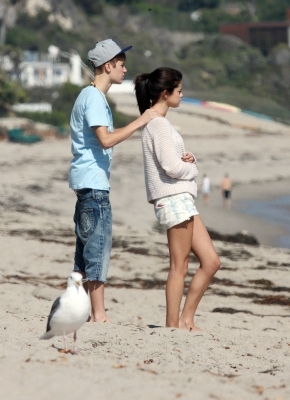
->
xmin=1 ymin=0 xmax=290 ymax=124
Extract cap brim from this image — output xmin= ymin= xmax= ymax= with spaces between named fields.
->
xmin=115 ymin=45 xmax=132 ymax=56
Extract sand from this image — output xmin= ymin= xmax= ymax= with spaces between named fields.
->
xmin=0 ymin=95 xmax=290 ymax=399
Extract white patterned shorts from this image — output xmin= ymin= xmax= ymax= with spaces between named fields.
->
xmin=154 ymin=192 xmax=199 ymax=230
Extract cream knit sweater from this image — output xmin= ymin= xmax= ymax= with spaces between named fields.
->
xmin=141 ymin=116 xmax=198 ymax=203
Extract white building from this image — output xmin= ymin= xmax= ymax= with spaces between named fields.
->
xmin=19 ymin=48 xmax=91 ymax=88
xmin=20 ymin=60 xmax=70 ymax=87
xmin=12 ymin=102 xmax=52 ymax=113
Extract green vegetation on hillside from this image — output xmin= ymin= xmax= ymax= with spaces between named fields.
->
xmin=6 ymin=11 xmax=88 ymax=55
xmin=0 ymin=68 xmax=26 ymax=116
xmin=1 ymin=0 xmax=290 ymax=126
xmin=176 ymin=35 xmax=290 ymax=123
xmin=15 ymin=83 xmax=134 ymax=129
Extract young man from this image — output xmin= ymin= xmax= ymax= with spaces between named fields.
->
xmin=69 ymin=39 xmax=158 ymax=322
xmin=220 ymin=173 xmax=233 ymax=209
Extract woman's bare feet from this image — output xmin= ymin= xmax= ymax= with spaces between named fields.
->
xmin=89 ymin=315 xmax=113 ymax=323
xmin=179 ymin=319 xmax=201 ymax=331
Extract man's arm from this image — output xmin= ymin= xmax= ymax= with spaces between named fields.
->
xmin=93 ymin=109 xmax=159 ymax=149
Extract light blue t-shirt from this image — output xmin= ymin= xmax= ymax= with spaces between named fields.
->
xmin=68 ymin=86 xmax=113 ymax=191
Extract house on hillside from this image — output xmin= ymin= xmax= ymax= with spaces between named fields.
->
xmin=19 ymin=47 xmax=92 ymax=88
xmin=20 ymin=53 xmax=70 ymax=87
xmin=219 ymin=9 xmax=290 ymax=55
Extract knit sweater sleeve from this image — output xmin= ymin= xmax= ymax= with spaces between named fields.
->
xmin=150 ymin=117 xmax=198 ymax=180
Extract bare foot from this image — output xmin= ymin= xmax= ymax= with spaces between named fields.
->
xmin=89 ymin=315 xmax=114 ymax=323
xmin=179 ymin=319 xmax=202 ymax=332
xmin=188 ymin=326 xmax=202 ymax=332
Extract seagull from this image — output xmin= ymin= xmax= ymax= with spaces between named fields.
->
xmin=40 ymin=272 xmax=91 ymax=354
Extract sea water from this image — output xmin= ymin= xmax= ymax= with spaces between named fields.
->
xmin=238 ymin=195 xmax=290 ymax=249
xmin=181 ymin=97 xmax=290 ymax=248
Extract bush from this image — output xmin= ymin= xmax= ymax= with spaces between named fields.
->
xmin=73 ymin=0 xmax=103 ymax=15
xmin=51 ymin=83 xmax=84 ymax=117
xmin=15 ymin=111 xmax=68 ymax=127
xmin=21 ymin=83 xmax=134 ymax=129
xmin=255 ymin=0 xmax=290 ymax=21
xmin=193 ymin=8 xmax=250 ymax=33
xmin=6 ymin=10 xmax=85 ymax=52
xmin=0 ymin=69 xmax=26 ymax=115
xmin=107 ymin=97 xmax=135 ymax=127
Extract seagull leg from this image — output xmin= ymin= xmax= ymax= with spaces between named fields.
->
xmin=72 ymin=331 xmax=78 ymax=354
xmin=63 ymin=333 xmax=68 ymax=352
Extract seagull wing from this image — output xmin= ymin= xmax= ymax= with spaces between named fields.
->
xmin=40 ymin=296 xmax=61 ymax=340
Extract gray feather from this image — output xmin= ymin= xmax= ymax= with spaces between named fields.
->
xmin=40 ymin=296 xmax=61 ymax=339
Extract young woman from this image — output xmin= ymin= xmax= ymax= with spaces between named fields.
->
xmin=134 ymin=67 xmax=220 ymax=331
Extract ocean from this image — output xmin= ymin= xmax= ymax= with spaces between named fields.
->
xmin=238 ymin=195 xmax=290 ymax=249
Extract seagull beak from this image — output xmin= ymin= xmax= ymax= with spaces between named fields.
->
xmin=76 ymin=280 xmax=82 ymax=286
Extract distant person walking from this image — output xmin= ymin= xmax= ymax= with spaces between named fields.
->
xmin=220 ymin=173 xmax=232 ymax=209
xmin=200 ymin=173 xmax=211 ymax=205
xmin=134 ymin=67 xmax=220 ymax=331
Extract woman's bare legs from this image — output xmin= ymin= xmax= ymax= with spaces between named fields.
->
xmin=179 ymin=215 xmax=220 ymax=330
xmin=166 ymin=219 xmax=193 ymax=327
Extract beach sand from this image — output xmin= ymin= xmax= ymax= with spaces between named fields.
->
xmin=0 ymin=96 xmax=290 ymax=399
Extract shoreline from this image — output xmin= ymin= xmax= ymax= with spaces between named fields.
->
xmin=194 ymin=180 xmax=290 ymax=249
xmin=229 ymin=179 xmax=290 ymax=249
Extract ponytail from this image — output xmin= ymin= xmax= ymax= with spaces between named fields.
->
xmin=134 ymin=67 xmax=182 ymax=115
xmin=134 ymin=73 xmax=151 ymax=114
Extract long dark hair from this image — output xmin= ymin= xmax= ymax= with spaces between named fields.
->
xmin=134 ymin=67 xmax=182 ymax=114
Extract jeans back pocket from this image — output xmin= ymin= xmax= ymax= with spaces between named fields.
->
xmin=80 ymin=208 xmax=94 ymax=237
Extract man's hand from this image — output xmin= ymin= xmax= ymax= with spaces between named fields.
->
xmin=139 ymin=108 xmax=160 ymax=125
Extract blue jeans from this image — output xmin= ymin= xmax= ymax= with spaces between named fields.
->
xmin=73 ymin=189 xmax=112 ymax=282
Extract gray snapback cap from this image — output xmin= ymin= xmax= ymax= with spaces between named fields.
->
xmin=88 ymin=39 xmax=132 ymax=67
